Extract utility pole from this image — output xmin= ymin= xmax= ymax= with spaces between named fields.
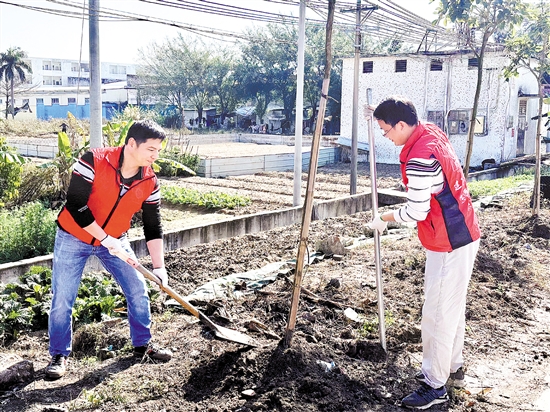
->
xmin=89 ymin=0 xmax=102 ymax=148
xmin=341 ymin=3 xmax=377 ymax=194
xmin=293 ymin=0 xmax=306 ymax=206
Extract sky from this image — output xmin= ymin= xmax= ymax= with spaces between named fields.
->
xmin=0 ymin=0 xmax=440 ymax=64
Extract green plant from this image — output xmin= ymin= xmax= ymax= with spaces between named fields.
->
xmin=72 ymin=273 xmax=127 ymax=324
xmin=15 ymin=162 xmax=58 ymax=206
xmin=80 ymin=378 xmax=127 ymax=407
xmin=161 ymin=185 xmax=251 ymax=209
xmin=0 ymin=266 xmax=51 ymax=342
xmin=467 ymin=173 xmax=534 ymax=199
xmin=55 ymin=129 xmax=89 ymax=200
xmin=358 ymin=310 xmax=395 ymax=337
xmin=0 ymin=201 xmax=58 ymax=263
xmin=156 ymin=145 xmax=199 ymax=176
xmin=102 ymin=119 xmax=133 ymax=147
xmin=0 ymin=136 xmax=25 ymax=206
xmin=0 ymin=295 xmax=33 ymax=341
xmin=0 ymin=265 xmax=162 ymax=344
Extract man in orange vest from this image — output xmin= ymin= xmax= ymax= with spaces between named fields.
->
xmin=46 ymin=120 xmax=172 ymax=379
xmin=370 ymin=96 xmax=481 ymax=409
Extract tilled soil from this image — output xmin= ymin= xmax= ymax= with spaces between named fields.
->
xmin=2 ymin=162 xmax=550 ymax=412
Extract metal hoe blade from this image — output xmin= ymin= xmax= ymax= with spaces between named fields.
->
xmin=114 ymin=251 xmax=258 ymax=347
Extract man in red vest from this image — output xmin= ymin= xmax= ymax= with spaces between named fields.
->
xmin=46 ymin=120 xmax=172 ymax=380
xmin=370 ymin=96 xmax=481 ymax=409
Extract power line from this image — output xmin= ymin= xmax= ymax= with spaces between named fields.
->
xmin=2 ymin=0 xmax=463 ymax=51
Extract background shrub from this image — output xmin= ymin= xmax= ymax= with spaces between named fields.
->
xmin=0 ymin=266 xmax=161 ymax=344
xmin=157 ymin=146 xmax=200 ymax=176
xmin=0 ymin=201 xmax=58 ymax=263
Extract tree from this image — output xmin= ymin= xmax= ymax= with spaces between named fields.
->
xmin=0 ymin=47 xmax=32 ymax=119
xmin=138 ymin=41 xmax=189 ymax=128
xmin=183 ymin=37 xmax=218 ymax=128
xmin=303 ymin=24 xmax=352 ymax=134
xmin=239 ymin=24 xmax=299 ymax=133
xmin=141 ymin=35 xmax=221 ymax=129
xmin=434 ymin=0 xmax=527 ymax=176
xmin=209 ymin=49 xmax=239 ymax=126
xmin=504 ymin=1 xmax=550 ymax=215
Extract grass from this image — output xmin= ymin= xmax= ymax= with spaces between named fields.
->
xmin=0 ymin=118 xmax=81 ymax=137
xmin=467 ymin=173 xmax=534 ymax=199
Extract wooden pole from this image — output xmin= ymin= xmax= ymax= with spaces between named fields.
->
xmin=284 ymin=0 xmax=335 ymax=348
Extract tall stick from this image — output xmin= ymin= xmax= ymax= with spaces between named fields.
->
xmin=365 ymin=102 xmax=387 ymax=352
xmin=284 ymin=0 xmax=335 ymax=348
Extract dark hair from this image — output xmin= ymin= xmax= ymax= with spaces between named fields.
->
xmin=125 ymin=119 xmax=166 ymax=145
xmin=373 ymin=96 xmax=418 ymax=127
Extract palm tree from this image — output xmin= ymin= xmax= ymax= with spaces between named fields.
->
xmin=0 ymin=47 xmax=32 ymax=119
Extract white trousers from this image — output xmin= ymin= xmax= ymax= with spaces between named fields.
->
xmin=421 ymin=239 xmax=480 ymax=388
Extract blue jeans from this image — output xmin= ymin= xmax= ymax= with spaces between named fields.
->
xmin=48 ymin=229 xmax=151 ymax=356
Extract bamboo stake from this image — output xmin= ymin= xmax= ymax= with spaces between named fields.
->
xmin=283 ymin=0 xmax=335 ymax=348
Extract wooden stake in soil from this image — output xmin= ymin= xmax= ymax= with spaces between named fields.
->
xmin=283 ymin=0 xmax=336 ymax=349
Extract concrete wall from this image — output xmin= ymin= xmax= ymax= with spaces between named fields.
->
xmin=198 ymin=147 xmax=341 ymax=177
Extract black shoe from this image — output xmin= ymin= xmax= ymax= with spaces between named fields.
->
xmin=402 ymin=383 xmax=448 ymax=410
xmin=133 ymin=343 xmax=172 ymax=361
xmin=45 ymin=354 xmax=68 ymax=379
xmin=448 ymin=367 xmax=466 ymax=388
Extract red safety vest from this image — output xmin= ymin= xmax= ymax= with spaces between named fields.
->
xmin=400 ymin=123 xmax=481 ymax=252
xmin=57 ymin=146 xmax=158 ymax=246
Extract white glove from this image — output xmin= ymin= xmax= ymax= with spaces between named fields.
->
xmin=100 ymin=235 xmax=123 ymax=256
xmin=153 ymin=267 xmax=168 ymax=287
xmin=368 ymin=215 xmax=388 ymax=234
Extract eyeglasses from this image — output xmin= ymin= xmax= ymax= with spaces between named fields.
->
xmin=382 ymin=126 xmax=394 ymax=137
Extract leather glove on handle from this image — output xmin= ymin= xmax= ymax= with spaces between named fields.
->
xmin=152 ymin=267 xmax=168 ymax=287
xmin=100 ymin=235 xmax=124 ymax=256
xmin=368 ymin=215 xmax=388 ymax=234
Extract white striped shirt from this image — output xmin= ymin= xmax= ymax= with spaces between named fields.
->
xmin=393 ymin=157 xmax=444 ymax=223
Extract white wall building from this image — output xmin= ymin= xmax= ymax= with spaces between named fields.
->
xmin=341 ymin=49 xmax=544 ymax=167
xmin=2 ymin=57 xmax=136 ymax=120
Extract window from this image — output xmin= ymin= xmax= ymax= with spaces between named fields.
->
xmin=85 ymin=98 xmax=90 ymax=104
xmin=51 ymin=98 xmax=59 ymax=104
xmin=43 ymin=76 xmax=53 ymax=85
xmin=68 ymin=77 xmax=90 ymax=86
xmin=473 ymin=115 xmax=487 ymax=135
xmin=468 ymin=58 xmax=478 ymax=69
xmin=448 ymin=110 xmax=470 ymax=134
xmin=427 ymin=111 xmax=444 ymax=130
xmin=68 ymin=97 xmax=76 ymax=104
xmin=36 ymin=98 xmax=44 ymax=104
xmin=395 ymin=59 xmax=407 ymax=72
xmin=430 ymin=59 xmax=443 ymax=71
xmin=0 ymin=99 xmax=2 ymax=104
xmin=110 ymin=65 xmax=127 ymax=75
xmin=43 ymin=60 xmax=51 ymax=70
xmin=363 ymin=61 xmax=373 ymax=73
xmin=52 ymin=61 xmax=62 ymax=71
xmin=81 ymin=63 xmax=90 ymax=72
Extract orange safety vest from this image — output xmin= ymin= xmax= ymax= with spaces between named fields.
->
xmin=400 ymin=123 xmax=481 ymax=252
xmin=57 ymin=146 xmax=158 ymax=246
